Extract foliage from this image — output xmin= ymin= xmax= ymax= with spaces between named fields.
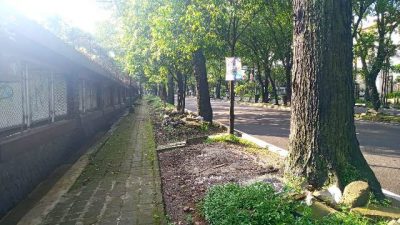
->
xmin=353 ymin=0 xmax=400 ymax=110
xmin=39 ymin=16 xmax=125 ymax=82
xmin=98 ymin=0 xmax=295 ymax=101
xmin=202 ymin=183 xmax=388 ymax=225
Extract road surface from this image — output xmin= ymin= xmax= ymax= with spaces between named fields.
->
xmin=185 ymin=97 xmax=400 ymax=194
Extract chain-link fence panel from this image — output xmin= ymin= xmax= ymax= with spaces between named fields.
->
xmin=29 ymin=67 xmax=50 ymax=123
xmin=78 ymin=80 xmax=83 ymax=112
xmin=84 ymin=81 xmax=97 ymax=111
xmin=103 ymin=86 xmax=111 ymax=107
xmin=114 ymin=87 xmax=119 ymax=105
xmin=53 ymin=74 xmax=67 ymax=117
xmin=0 ymin=58 xmax=24 ymax=131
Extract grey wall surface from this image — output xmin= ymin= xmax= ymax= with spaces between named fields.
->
xmin=0 ymin=107 xmax=126 ymax=217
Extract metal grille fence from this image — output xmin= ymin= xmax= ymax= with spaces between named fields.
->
xmin=0 ymin=57 xmax=23 ymax=131
xmin=29 ymin=68 xmax=50 ymax=123
xmin=0 ymin=53 xmax=130 ymax=136
xmin=53 ymin=74 xmax=67 ymax=117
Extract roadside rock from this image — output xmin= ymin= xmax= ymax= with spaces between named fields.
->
xmin=313 ymin=185 xmax=342 ymax=206
xmin=341 ymin=181 xmax=370 ymax=208
xmin=195 ymin=116 xmax=204 ymax=121
xmin=310 ymin=201 xmax=337 ymax=219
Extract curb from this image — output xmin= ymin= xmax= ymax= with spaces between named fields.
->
xmin=355 ymin=118 xmax=400 ymax=126
xmin=240 ymin=130 xmax=400 ymax=202
xmin=236 ymin=101 xmax=291 ymax=111
xmin=185 ymin=108 xmax=400 ymax=201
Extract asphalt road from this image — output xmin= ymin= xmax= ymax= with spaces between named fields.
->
xmin=185 ymin=97 xmax=400 ymax=194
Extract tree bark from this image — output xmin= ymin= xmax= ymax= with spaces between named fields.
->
xmin=176 ymin=70 xmax=185 ymax=113
xmin=287 ymin=0 xmax=383 ymax=198
xmin=264 ymin=63 xmax=278 ymax=105
xmin=215 ymin=77 xmax=222 ymax=99
xmin=161 ymin=83 xmax=167 ymax=103
xmin=192 ymin=48 xmax=213 ymax=122
xmin=256 ymin=62 xmax=269 ymax=103
xmin=284 ymin=56 xmax=292 ymax=105
xmin=167 ymin=73 xmax=175 ymax=105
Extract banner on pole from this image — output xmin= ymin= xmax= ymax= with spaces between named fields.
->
xmin=225 ymin=57 xmax=243 ymax=81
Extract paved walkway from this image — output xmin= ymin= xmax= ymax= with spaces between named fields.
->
xmin=41 ymin=102 xmax=164 ymax=225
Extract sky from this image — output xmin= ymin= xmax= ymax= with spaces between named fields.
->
xmin=0 ymin=0 xmax=112 ymax=34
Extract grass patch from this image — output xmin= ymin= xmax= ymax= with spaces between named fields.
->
xmin=206 ymin=134 xmax=259 ymax=148
xmin=355 ymin=113 xmax=400 ymax=124
xmin=205 ymin=134 xmax=281 ymax=164
xmin=202 ymin=183 xmax=389 ymax=225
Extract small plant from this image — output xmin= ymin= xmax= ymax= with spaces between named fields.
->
xmin=202 ymin=182 xmax=312 ymax=225
xmin=185 ymin=214 xmax=194 ymax=225
xmin=199 ymin=122 xmax=210 ymax=132
xmin=368 ymin=193 xmax=392 ymax=207
xmin=201 ymin=183 xmax=389 ymax=225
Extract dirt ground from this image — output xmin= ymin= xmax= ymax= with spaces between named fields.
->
xmin=158 ymin=142 xmax=283 ymax=225
xmin=147 ymin=98 xmax=284 ymax=224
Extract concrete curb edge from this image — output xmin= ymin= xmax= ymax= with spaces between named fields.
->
xmin=185 ymin=107 xmax=400 ymax=201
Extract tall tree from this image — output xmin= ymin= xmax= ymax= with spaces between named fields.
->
xmin=354 ymin=0 xmax=400 ymax=110
xmin=287 ymin=0 xmax=383 ymax=198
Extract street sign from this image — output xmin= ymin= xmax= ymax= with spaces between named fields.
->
xmin=225 ymin=57 xmax=242 ymax=81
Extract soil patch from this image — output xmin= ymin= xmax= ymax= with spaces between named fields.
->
xmin=158 ymin=142 xmax=283 ymax=224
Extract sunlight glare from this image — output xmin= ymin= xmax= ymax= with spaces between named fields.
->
xmin=1 ymin=0 xmax=111 ymax=33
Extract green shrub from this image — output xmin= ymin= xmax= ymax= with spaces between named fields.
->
xmin=202 ymin=183 xmax=388 ymax=225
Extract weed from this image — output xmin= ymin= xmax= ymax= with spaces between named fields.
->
xmin=185 ymin=214 xmax=194 ymax=225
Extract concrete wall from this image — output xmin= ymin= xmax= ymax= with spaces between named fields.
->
xmin=0 ymin=106 xmax=126 ymax=217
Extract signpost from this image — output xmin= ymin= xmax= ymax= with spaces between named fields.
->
xmin=225 ymin=57 xmax=242 ymax=134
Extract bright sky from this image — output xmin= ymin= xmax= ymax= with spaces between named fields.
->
xmin=1 ymin=0 xmax=111 ymax=34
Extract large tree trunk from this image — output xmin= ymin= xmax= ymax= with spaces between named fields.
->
xmin=366 ymin=74 xmax=381 ymax=110
xmin=269 ymin=77 xmax=279 ymax=105
xmin=284 ymin=57 xmax=292 ymax=105
xmin=215 ymin=77 xmax=222 ymax=99
xmin=176 ymin=70 xmax=185 ymax=113
xmin=287 ymin=0 xmax=383 ymax=198
xmin=264 ymin=63 xmax=278 ymax=105
xmin=191 ymin=84 xmax=196 ymax=96
xmin=167 ymin=73 xmax=175 ymax=105
xmin=261 ymin=83 xmax=269 ymax=103
xmin=192 ymin=49 xmax=213 ymax=122
xmin=256 ymin=62 xmax=269 ymax=103
xmin=361 ymin=53 xmax=381 ymax=109
xmin=183 ymin=74 xmax=187 ymax=111
xmin=161 ymin=83 xmax=167 ymax=102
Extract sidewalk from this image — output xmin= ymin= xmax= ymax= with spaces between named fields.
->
xmin=39 ymin=101 xmax=164 ymax=225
